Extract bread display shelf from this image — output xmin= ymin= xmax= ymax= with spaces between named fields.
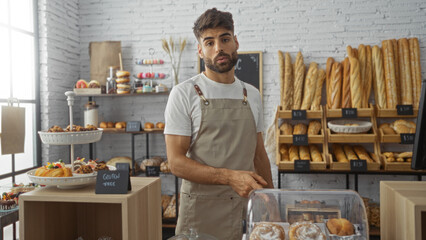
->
xmin=277 ymin=129 xmax=325 ymax=144
xmin=326 ymin=105 xmax=373 ymax=118
xmin=278 ymin=154 xmax=327 ymax=171
xmin=327 ymin=128 xmax=376 ymax=143
xmin=38 ymin=129 xmax=103 ymax=145
xmin=380 ymin=155 xmax=413 ymax=171
xmin=277 ymin=106 xmax=323 ymax=119
xmin=102 ymin=128 xmax=126 ymax=133
xmin=378 ymin=129 xmax=407 ymax=143
xmin=375 ymin=105 xmax=418 ymax=118
xmin=144 ymin=128 xmax=164 ymax=132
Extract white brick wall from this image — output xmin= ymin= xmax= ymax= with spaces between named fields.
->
xmin=41 ymin=0 xmax=426 ymax=201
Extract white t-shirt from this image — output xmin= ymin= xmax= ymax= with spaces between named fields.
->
xmin=164 ymin=73 xmax=264 ymax=145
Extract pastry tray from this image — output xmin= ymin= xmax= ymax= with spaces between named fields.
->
xmin=38 ymin=129 xmax=103 ymax=145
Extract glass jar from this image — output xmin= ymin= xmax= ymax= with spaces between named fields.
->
xmin=84 ymin=101 xmax=99 ymax=127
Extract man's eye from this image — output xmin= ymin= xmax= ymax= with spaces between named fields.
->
xmin=206 ymin=42 xmax=213 ymax=46
xmin=223 ymin=38 xmax=230 ymax=43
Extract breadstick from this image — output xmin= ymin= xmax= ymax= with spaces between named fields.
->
xmin=278 ymin=51 xmax=285 ymax=108
xmin=398 ymin=38 xmax=413 ymax=105
xmin=372 ymin=46 xmax=387 ymax=109
xmin=311 ymin=68 xmax=325 ymax=110
xmin=343 ymin=145 xmax=358 ymax=161
xmin=382 ymin=40 xmax=398 ymax=109
xmin=364 ymin=45 xmax=373 ymax=108
xmin=333 ymin=144 xmax=348 ymax=163
xmin=349 ymin=57 xmax=362 ymax=108
xmin=326 ymin=57 xmax=335 ymax=109
xmin=341 ymin=57 xmax=352 ymax=108
xmin=358 ymin=44 xmax=367 ymax=107
xmin=293 ymin=52 xmax=305 ymax=110
xmin=301 ymin=62 xmax=318 ymax=110
xmin=391 ymin=39 xmax=400 ymax=104
xmin=409 ymin=38 xmax=422 ymax=108
xmin=289 ymin=145 xmax=300 ymax=162
xmin=309 ymin=145 xmax=323 ymax=162
xmin=330 ymin=62 xmax=343 ymax=109
xmin=283 ymin=52 xmax=293 ymax=110
xmin=299 ymin=146 xmax=311 ymax=161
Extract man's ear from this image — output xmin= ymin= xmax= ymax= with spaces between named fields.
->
xmin=234 ymin=35 xmax=239 ymax=51
xmin=197 ymin=44 xmax=203 ymax=59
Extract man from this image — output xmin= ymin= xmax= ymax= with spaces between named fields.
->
xmin=164 ymin=8 xmax=273 ymax=239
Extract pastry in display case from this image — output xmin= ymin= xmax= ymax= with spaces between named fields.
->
xmin=245 ymin=189 xmax=368 ymax=240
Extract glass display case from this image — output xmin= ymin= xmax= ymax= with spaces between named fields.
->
xmin=245 ymin=189 xmax=368 ymax=240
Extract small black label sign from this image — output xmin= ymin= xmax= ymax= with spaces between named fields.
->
xmin=397 ymin=105 xmax=414 ymax=115
xmin=400 ymin=133 xmax=415 ymax=144
xmin=126 ymin=121 xmax=141 ymax=132
xmin=293 ymin=134 xmax=308 ymax=146
xmin=292 ymin=110 xmax=307 ymax=120
xmin=294 ymin=160 xmax=310 ymax=172
xmin=96 ymin=169 xmax=130 ymax=194
xmin=342 ymin=108 xmax=357 ymax=118
xmin=350 ymin=159 xmax=367 ymax=172
xmin=146 ymin=166 xmax=160 ymax=177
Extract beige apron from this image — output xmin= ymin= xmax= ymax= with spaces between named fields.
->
xmin=176 ymin=80 xmax=257 ymax=240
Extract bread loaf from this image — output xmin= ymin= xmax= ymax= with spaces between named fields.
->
xmin=279 ymin=122 xmax=293 ymax=135
xmin=326 ymin=218 xmax=355 ymax=236
xmin=333 ymin=144 xmax=348 ymax=163
xmin=341 ymin=57 xmax=352 ymax=108
xmin=349 ymin=57 xmax=362 ymax=108
xmin=326 ymin=57 xmax=335 ymax=109
xmin=358 ymin=44 xmax=367 ymax=107
xmin=289 ymin=222 xmax=326 ymax=240
xmin=372 ymin=46 xmax=387 ymax=109
xmin=293 ymin=52 xmax=305 ymax=110
xmin=249 ymin=222 xmax=285 ymax=240
xmin=283 ymin=52 xmax=294 ymax=110
xmin=278 ymin=51 xmax=285 ymax=109
xmin=299 ymin=146 xmax=311 ymax=161
xmin=289 ymin=145 xmax=300 ymax=162
xmin=347 ymin=46 xmax=354 ymax=58
xmin=280 ymin=144 xmax=290 ymax=162
xmin=409 ymin=38 xmax=422 ymax=108
xmin=352 ymin=48 xmax=358 ymax=58
xmin=343 ymin=145 xmax=358 ymax=160
xmin=379 ymin=123 xmax=396 ymax=135
xmin=293 ymin=123 xmax=307 ymax=135
xmin=311 ymin=68 xmax=325 ymax=110
xmin=398 ymin=38 xmax=413 ymax=105
xmin=391 ymin=39 xmax=401 ymax=104
xmin=307 ymin=120 xmax=321 ymax=135
xmin=364 ymin=45 xmax=373 ymax=108
xmin=163 ymin=194 xmax=176 ymax=218
xmin=161 ymin=195 xmax=172 ymax=214
xmin=309 ymin=145 xmax=323 ymax=162
xmin=382 ymin=40 xmax=398 ymax=109
xmin=353 ymin=145 xmax=373 ymax=163
xmin=301 ymin=62 xmax=318 ymax=110
xmin=330 ymin=62 xmax=343 ymax=109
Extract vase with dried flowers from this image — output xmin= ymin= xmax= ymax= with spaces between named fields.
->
xmin=162 ymin=37 xmax=187 ymax=86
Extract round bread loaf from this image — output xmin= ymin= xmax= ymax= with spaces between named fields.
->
xmin=288 ymin=222 xmax=325 ymax=240
xmin=326 ymin=218 xmax=354 ymax=236
xmin=249 ymin=222 xmax=285 ymax=240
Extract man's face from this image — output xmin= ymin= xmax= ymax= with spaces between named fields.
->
xmin=198 ymin=27 xmax=239 ymax=73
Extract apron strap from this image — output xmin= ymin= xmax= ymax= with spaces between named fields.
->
xmin=239 ymin=81 xmax=248 ymax=105
xmin=192 ymin=79 xmax=248 ymax=105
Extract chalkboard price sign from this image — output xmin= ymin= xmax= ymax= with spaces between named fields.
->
xmin=95 ymin=169 xmax=130 ymax=194
xmin=400 ymin=133 xmax=415 ymax=144
xmin=342 ymin=108 xmax=357 ymax=118
xmin=146 ymin=166 xmax=160 ymax=177
xmin=199 ymin=51 xmax=263 ymax=97
xmin=397 ymin=105 xmax=414 ymax=115
xmin=350 ymin=160 xmax=367 ymax=172
xmin=126 ymin=121 xmax=141 ymax=132
xmin=293 ymin=134 xmax=308 ymax=146
xmin=294 ymin=160 xmax=310 ymax=172
xmin=292 ymin=110 xmax=307 ymax=120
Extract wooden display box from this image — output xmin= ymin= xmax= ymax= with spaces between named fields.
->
xmin=380 ymin=181 xmax=426 ymax=240
xmin=277 ymin=105 xmax=323 ymax=119
xmin=19 ymin=177 xmax=161 ymax=240
xmin=378 ymin=128 xmax=405 ymax=143
xmin=375 ymin=105 xmax=418 ymax=118
xmin=327 ymin=128 xmax=377 ymax=143
xmin=379 ymin=155 xmax=412 ymax=171
xmin=325 ymin=105 xmax=373 ymax=118
xmin=276 ymin=143 xmax=328 ymax=171
xmin=327 ymin=143 xmax=381 ymax=171
xmin=278 ymin=129 xmax=325 ymax=144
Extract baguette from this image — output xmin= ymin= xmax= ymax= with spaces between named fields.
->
xmin=326 ymin=57 xmax=335 ymax=109
xmin=299 ymin=146 xmax=311 ymax=161
xmin=309 ymin=145 xmax=323 ymax=162
xmin=352 ymin=48 xmax=358 ymax=58
xmin=353 ymin=145 xmax=373 ymax=163
xmin=372 ymin=46 xmax=387 ymax=109
xmin=349 ymin=57 xmax=362 ymax=108
xmin=289 ymin=145 xmax=300 ymax=162
xmin=330 ymin=62 xmax=343 ymax=109
xmin=293 ymin=123 xmax=307 ymax=135
xmin=358 ymin=44 xmax=367 ymax=107
xmin=283 ymin=52 xmax=293 ymax=110
xmin=279 ymin=122 xmax=293 ymax=135
xmin=409 ymin=38 xmax=422 ymax=108
xmin=347 ymin=46 xmax=354 ymax=58
xmin=382 ymin=40 xmax=398 ymax=109
xmin=278 ymin=51 xmax=285 ymax=108
xmin=301 ymin=62 xmax=318 ymax=110
xmin=364 ymin=45 xmax=373 ymax=108
xmin=391 ymin=39 xmax=401 ymax=104
xmin=398 ymin=38 xmax=413 ymax=105
xmin=333 ymin=144 xmax=348 ymax=163
xmin=307 ymin=120 xmax=321 ymax=135
xmin=343 ymin=145 xmax=358 ymax=161
xmin=279 ymin=144 xmax=290 ymax=162
xmin=394 ymin=152 xmax=412 ymax=158
xmin=341 ymin=57 xmax=352 ymax=108
xmin=293 ymin=52 xmax=305 ymax=110
xmin=311 ymin=68 xmax=325 ymax=110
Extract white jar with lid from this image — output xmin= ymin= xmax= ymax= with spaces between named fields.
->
xmin=84 ymin=101 xmax=99 ymax=127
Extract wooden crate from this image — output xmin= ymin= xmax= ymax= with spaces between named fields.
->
xmin=277 ymin=144 xmax=327 ymax=171
xmin=375 ymin=105 xmax=418 ymax=118
xmin=326 ymin=105 xmax=373 ymax=118
xmin=328 ymin=143 xmax=381 ymax=171
xmin=327 ymin=128 xmax=377 ymax=143
xmin=380 ymin=155 xmax=413 ymax=171
xmin=277 ymin=105 xmax=323 ymax=119
xmin=378 ymin=128 xmax=403 ymax=143
xmin=277 ymin=129 xmax=325 ymax=144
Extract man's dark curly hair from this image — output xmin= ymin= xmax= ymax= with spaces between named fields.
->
xmin=193 ymin=8 xmax=234 ymax=41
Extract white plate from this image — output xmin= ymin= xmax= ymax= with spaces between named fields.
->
xmin=328 ymin=120 xmax=372 ymax=134
xmin=27 ymin=165 xmax=116 ymax=189
xmin=38 ymin=129 xmax=103 ymax=145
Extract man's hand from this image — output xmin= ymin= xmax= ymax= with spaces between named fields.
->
xmin=226 ymin=170 xmax=268 ymax=198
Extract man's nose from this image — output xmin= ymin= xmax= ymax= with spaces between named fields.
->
xmin=214 ymin=42 xmax=224 ymax=53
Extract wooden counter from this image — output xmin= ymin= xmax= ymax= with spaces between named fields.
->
xmin=380 ymin=181 xmax=426 ymax=240
xmin=19 ymin=177 xmax=161 ymax=240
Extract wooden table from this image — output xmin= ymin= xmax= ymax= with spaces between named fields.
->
xmin=19 ymin=177 xmax=161 ymax=240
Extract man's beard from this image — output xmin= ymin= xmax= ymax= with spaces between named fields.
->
xmin=204 ymin=51 xmax=238 ymax=73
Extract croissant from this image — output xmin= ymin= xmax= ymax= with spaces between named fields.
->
xmin=35 ymin=167 xmax=73 ymax=177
